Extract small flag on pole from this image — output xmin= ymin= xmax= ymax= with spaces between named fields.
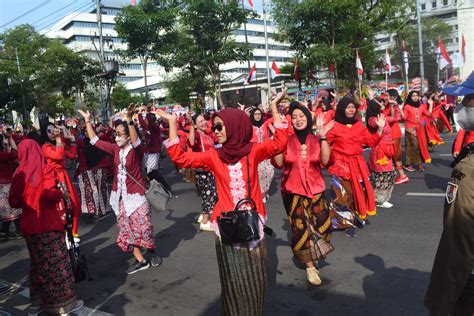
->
xmin=245 ymin=63 xmax=257 ymax=84
xmin=131 ymin=0 xmax=137 ymax=5
xmin=270 ymin=61 xmax=280 ymax=79
xmin=402 ymin=40 xmax=409 ymax=73
xmin=356 ymin=50 xmax=363 ymax=76
xmin=385 ymin=49 xmax=392 ymax=75
xmin=294 ymin=60 xmax=299 ymax=81
xmin=247 ymin=0 xmax=254 ymax=8
xmin=461 ymin=33 xmax=467 ymax=66
xmin=438 ymin=36 xmax=452 ymax=70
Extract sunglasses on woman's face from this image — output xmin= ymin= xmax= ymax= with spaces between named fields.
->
xmin=211 ymin=123 xmax=224 ymax=132
xmin=47 ymin=128 xmax=55 ymax=134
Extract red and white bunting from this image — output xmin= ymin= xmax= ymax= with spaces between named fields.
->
xmin=356 ymin=51 xmax=363 ymax=76
xmin=270 ymin=61 xmax=280 ymax=79
xmin=245 ymin=63 xmax=257 ymax=84
xmin=438 ymin=36 xmax=452 ymax=70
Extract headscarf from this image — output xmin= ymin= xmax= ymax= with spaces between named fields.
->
xmin=335 ymin=96 xmax=358 ymax=125
xmin=405 ymin=91 xmax=421 ymax=108
xmin=40 ymin=122 xmax=56 ymax=145
xmin=250 ymin=108 xmax=264 ymax=128
xmin=366 ymin=99 xmax=382 ymax=133
xmin=321 ymin=98 xmax=331 ymax=112
xmin=13 ymin=139 xmax=46 ymax=190
xmin=213 ymin=108 xmax=254 ymax=164
xmin=289 ymin=101 xmax=313 ymax=144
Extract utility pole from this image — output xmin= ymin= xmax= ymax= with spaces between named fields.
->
xmin=262 ymin=0 xmax=271 ymax=108
xmin=416 ymin=0 xmax=425 ymax=93
xmin=15 ymin=48 xmax=28 ymax=128
xmin=96 ymin=0 xmax=107 ymax=121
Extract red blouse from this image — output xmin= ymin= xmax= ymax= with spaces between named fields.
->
xmin=191 ymin=131 xmax=215 ymax=152
xmin=165 ymin=123 xmax=288 ymax=222
xmin=383 ymin=104 xmax=402 ymax=139
xmin=138 ymin=112 xmax=162 ymax=154
xmin=279 ymin=134 xmax=325 ymax=197
xmin=251 ymin=120 xmax=272 ymax=143
xmin=453 ymin=129 xmax=474 ymax=153
xmin=403 ymin=104 xmax=431 ymax=129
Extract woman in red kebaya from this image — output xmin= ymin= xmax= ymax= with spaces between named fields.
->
xmin=9 ymin=139 xmax=83 ymax=315
xmin=250 ymin=107 xmax=275 ymax=202
xmin=453 ymin=128 xmax=474 ymax=157
xmin=273 ymin=101 xmax=334 ymax=286
xmin=314 ymin=98 xmax=335 ymax=126
xmin=434 ymin=93 xmax=453 ymax=133
xmin=422 ymin=93 xmax=444 ymax=147
xmin=366 ymin=98 xmax=399 ymax=209
xmin=41 ymin=123 xmax=81 ymax=241
xmin=327 ymin=96 xmax=385 ymax=237
xmin=79 ymin=106 xmax=160 ymax=275
xmin=403 ymin=91 xmax=432 ymax=172
xmin=157 ymin=89 xmax=288 ymax=316
xmin=188 ymin=113 xmax=218 ymax=231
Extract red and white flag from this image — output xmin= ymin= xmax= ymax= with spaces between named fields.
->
xmin=294 ymin=60 xmax=299 ymax=81
xmin=131 ymin=0 xmax=137 ymax=5
xmin=356 ymin=50 xmax=363 ymax=76
xmin=438 ymin=36 xmax=452 ymax=70
xmin=402 ymin=40 xmax=409 ymax=73
xmin=247 ymin=0 xmax=254 ymax=8
xmin=245 ymin=63 xmax=256 ymax=84
xmin=270 ymin=61 xmax=280 ymax=79
xmin=385 ymin=49 xmax=392 ymax=75
xmin=461 ymin=33 xmax=467 ymax=66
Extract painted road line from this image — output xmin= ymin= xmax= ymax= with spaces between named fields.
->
xmin=406 ymin=192 xmax=445 ymax=197
xmin=439 ymin=154 xmax=452 ymax=157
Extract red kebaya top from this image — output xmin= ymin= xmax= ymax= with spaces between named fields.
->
xmin=383 ymin=104 xmax=402 ymax=139
xmin=278 ymin=134 xmax=326 ymax=197
xmin=453 ymin=129 xmax=474 ymax=153
xmin=403 ymin=104 xmax=431 ymax=129
xmin=138 ymin=112 xmax=162 ymax=154
xmin=165 ymin=123 xmax=288 ymax=222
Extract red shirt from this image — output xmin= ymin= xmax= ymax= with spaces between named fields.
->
xmin=314 ymin=108 xmax=335 ymax=125
xmin=0 ymin=150 xmax=17 ymax=182
xmin=191 ymin=131 xmax=215 ymax=152
xmin=279 ymin=134 xmax=325 ymax=197
xmin=251 ymin=121 xmax=272 ymax=143
xmin=138 ymin=112 xmax=162 ymax=154
xmin=165 ymin=123 xmax=288 ymax=222
xmin=453 ymin=129 xmax=474 ymax=153
xmin=403 ymin=105 xmax=431 ymax=129
xmin=383 ymin=104 xmax=402 ymax=139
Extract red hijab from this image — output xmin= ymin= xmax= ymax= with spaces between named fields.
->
xmin=214 ymin=108 xmax=254 ymax=164
xmin=14 ymin=139 xmax=46 ymax=189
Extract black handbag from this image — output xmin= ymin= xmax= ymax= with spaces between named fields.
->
xmin=217 ymin=157 xmax=272 ymax=245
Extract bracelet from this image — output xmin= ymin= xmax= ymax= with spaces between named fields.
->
xmin=128 ymin=120 xmax=134 ymax=126
xmin=320 ymin=138 xmax=327 ymax=142
xmin=85 ymin=120 xmax=90 ymax=124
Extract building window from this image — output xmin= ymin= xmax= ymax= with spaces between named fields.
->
xmin=421 ymin=3 xmax=426 ymax=10
xmin=443 ymin=0 xmax=448 ymax=5
xmin=432 ymin=1 xmax=437 ymax=8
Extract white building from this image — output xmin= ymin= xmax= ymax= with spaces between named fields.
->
xmin=457 ymin=0 xmax=474 ymax=79
xmin=45 ymin=0 xmax=294 ymax=99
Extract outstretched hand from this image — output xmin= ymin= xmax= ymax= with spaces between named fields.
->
xmin=155 ymin=109 xmax=177 ymax=122
xmin=126 ymin=103 xmax=138 ymax=121
xmin=319 ymin=120 xmax=335 ymax=138
xmin=375 ymin=113 xmax=386 ymax=128
xmin=78 ymin=110 xmax=91 ymax=122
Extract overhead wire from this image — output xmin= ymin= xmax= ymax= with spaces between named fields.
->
xmin=37 ymin=2 xmax=95 ymax=33
xmin=31 ymin=0 xmax=85 ymax=27
xmin=0 ymin=0 xmax=51 ymax=28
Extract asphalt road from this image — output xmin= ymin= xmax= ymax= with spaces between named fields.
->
xmin=0 ymin=133 xmax=456 ymax=315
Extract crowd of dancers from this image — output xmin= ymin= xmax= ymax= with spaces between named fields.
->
xmin=1 ymin=83 xmax=473 ymax=315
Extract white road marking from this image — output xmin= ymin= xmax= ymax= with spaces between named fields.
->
xmin=439 ymin=154 xmax=452 ymax=157
xmin=406 ymin=192 xmax=445 ymax=197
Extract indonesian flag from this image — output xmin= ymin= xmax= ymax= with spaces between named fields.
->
xmin=402 ymin=40 xmax=409 ymax=73
xmin=438 ymin=36 xmax=452 ymax=70
xmin=245 ymin=63 xmax=256 ymax=84
xmin=356 ymin=51 xmax=363 ymax=76
xmin=248 ymin=0 xmax=254 ymax=8
xmin=385 ymin=49 xmax=392 ymax=75
xmin=294 ymin=60 xmax=299 ymax=81
xmin=461 ymin=33 xmax=467 ymax=66
xmin=131 ymin=0 xmax=136 ymax=5
xmin=270 ymin=61 xmax=280 ymax=79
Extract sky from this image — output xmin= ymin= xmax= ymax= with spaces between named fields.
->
xmin=0 ymin=0 xmax=265 ymax=33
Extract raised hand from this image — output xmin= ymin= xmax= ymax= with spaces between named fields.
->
xmin=316 ymin=114 xmax=324 ymax=131
xmin=375 ymin=113 xmax=386 ymax=128
xmin=78 ymin=110 xmax=91 ymax=122
xmin=126 ymin=103 xmax=137 ymax=121
xmin=320 ymin=120 xmax=335 ymax=138
xmin=155 ymin=109 xmax=177 ymax=122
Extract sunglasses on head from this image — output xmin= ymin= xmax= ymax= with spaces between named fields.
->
xmin=211 ymin=123 xmax=224 ymax=132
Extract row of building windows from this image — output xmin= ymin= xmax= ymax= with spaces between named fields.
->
xmin=233 ymin=29 xmax=274 ymax=38
xmin=248 ymin=43 xmax=290 ymax=50
xmin=62 ymin=21 xmax=115 ymax=31
xmin=116 ymin=76 xmax=143 ymax=83
xmin=420 ymin=0 xmax=456 ymax=10
xmin=65 ymin=35 xmax=125 ymax=43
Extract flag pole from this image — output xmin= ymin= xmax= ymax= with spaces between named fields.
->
xmin=356 ymin=48 xmax=362 ymax=99
xmin=262 ymin=0 xmax=271 ymax=108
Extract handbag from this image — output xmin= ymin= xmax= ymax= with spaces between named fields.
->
xmin=126 ymin=170 xmax=172 ymax=212
xmin=217 ymin=157 xmax=272 ymax=245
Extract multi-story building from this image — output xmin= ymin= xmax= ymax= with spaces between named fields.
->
xmin=457 ymin=0 xmax=474 ymax=79
xmin=46 ymin=0 xmax=294 ymax=99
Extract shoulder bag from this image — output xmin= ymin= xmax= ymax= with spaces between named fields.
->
xmin=125 ymin=169 xmax=172 ymax=212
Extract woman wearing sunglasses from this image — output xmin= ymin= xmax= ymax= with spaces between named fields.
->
xmin=157 ymin=88 xmax=289 ymax=316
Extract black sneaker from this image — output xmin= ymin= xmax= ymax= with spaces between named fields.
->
xmin=126 ymin=259 xmax=150 ymax=275
xmin=345 ymin=227 xmax=356 ymax=238
xmin=149 ymin=255 xmax=163 ymax=267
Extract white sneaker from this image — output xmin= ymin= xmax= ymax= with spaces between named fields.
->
xmin=197 ymin=214 xmax=203 ymax=223
xmin=306 ymin=267 xmax=322 ymax=286
xmin=200 ymin=222 xmax=213 ymax=232
xmin=378 ymin=201 xmax=394 ymax=208
xmin=60 ymin=299 xmax=84 ymax=315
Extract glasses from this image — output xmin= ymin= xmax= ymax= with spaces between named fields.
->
xmin=211 ymin=123 xmax=224 ymax=132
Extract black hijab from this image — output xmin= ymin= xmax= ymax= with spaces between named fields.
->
xmin=250 ymin=108 xmax=264 ymax=128
xmin=366 ymin=99 xmax=382 ymax=133
xmin=289 ymin=101 xmax=313 ymax=145
xmin=405 ymin=91 xmax=421 ymax=108
xmin=40 ymin=123 xmax=56 ymax=146
xmin=335 ymin=96 xmax=358 ymax=125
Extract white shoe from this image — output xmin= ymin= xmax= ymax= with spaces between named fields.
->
xmin=197 ymin=214 xmax=203 ymax=223
xmin=306 ymin=267 xmax=322 ymax=286
xmin=200 ymin=222 xmax=213 ymax=232
xmin=377 ymin=201 xmax=393 ymax=208
xmin=60 ymin=300 xmax=84 ymax=315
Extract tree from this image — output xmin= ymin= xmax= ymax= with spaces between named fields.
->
xmin=111 ymin=82 xmax=141 ymax=111
xmin=114 ymin=0 xmax=176 ymax=102
xmin=161 ymin=0 xmax=253 ymax=108
xmin=0 ymin=25 xmax=100 ymax=122
xmin=272 ymin=0 xmax=413 ymax=91
xmin=392 ymin=17 xmax=452 ymax=90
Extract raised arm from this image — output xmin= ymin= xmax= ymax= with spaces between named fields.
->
xmin=78 ymin=110 xmax=115 ymax=155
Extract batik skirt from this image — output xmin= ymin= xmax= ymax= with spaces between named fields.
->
xmin=0 ymin=181 xmax=22 ymax=221
xmin=371 ymin=171 xmax=397 ymax=204
xmin=24 ymin=231 xmax=77 ymax=314
xmin=78 ymin=168 xmax=110 ymax=216
xmin=116 ymin=200 xmax=155 ymax=252
xmin=281 ymin=192 xmax=334 ymax=264
xmin=258 ymin=159 xmax=274 ymax=197
xmin=216 ymin=237 xmax=267 ymax=316
xmin=329 ymin=175 xmax=358 ymax=230
xmin=405 ymin=130 xmax=423 ymax=165
xmin=195 ymin=171 xmax=218 ymax=214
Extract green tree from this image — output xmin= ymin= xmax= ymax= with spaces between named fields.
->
xmin=114 ymin=0 xmax=176 ymax=102
xmin=392 ymin=17 xmax=452 ymax=90
xmin=111 ymin=82 xmax=141 ymax=111
xmin=161 ymin=0 xmax=253 ymax=108
xmin=272 ymin=0 xmax=413 ymax=91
